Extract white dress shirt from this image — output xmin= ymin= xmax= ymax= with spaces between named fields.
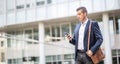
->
xmin=78 ymin=19 xmax=88 ymax=50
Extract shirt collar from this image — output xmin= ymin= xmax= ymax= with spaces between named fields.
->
xmin=81 ymin=18 xmax=88 ymax=25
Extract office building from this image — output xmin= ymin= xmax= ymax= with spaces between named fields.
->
xmin=0 ymin=0 xmax=120 ymax=64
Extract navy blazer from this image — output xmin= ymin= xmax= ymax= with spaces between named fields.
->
xmin=70 ymin=20 xmax=103 ymax=60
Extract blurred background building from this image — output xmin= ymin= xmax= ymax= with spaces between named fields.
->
xmin=0 ymin=0 xmax=120 ymax=64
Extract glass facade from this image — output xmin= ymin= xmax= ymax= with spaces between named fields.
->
xmin=1 ymin=52 xmax=5 ymax=62
xmin=112 ymin=49 xmax=120 ymax=64
xmin=1 ymin=15 xmax=120 ymax=64
xmin=115 ymin=16 xmax=120 ymax=34
xmin=7 ymin=57 xmax=39 ymax=64
xmin=0 ymin=41 xmax=4 ymax=47
xmin=8 ymin=58 xmax=22 ymax=64
xmin=46 ymin=54 xmax=74 ymax=64
xmin=7 ymin=28 xmax=38 ymax=48
xmin=45 ymin=22 xmax=78 ymax=42
xmin=0 ymin=0 xmax=120 ymax=64
xmin=46 ymin=55 xmax=62 ymax=64
xmin=0 ymin=0 xmax=119 ymax=26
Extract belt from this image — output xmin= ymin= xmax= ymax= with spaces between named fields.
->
xmin=77 ymin=49 xmax=85 ymax=53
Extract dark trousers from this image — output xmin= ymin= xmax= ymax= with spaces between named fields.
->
xmin=75 ymin=50 xmax=93 ymax=64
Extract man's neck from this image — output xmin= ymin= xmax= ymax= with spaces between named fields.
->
xmin=81 ymin=17 xmax=87 ymax=23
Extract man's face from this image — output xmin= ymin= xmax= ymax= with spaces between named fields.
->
xmin=77 ymin=10 xmax=87 ymax=22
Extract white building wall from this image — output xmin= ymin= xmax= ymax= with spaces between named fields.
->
xmin=0 ymin=0 xmax=120 ymax=26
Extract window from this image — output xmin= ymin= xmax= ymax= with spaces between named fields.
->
xmin=45 ymin=27 xmax=51 ymax=42
xmin=118 ymin=49 xmax=120 ymax=56
xmin=45 ymin=27 xmax=50 ymax=37
xmin=118 ymin=18 xmax=120 ymax=34
xmin=64 ymin=54 xmax=74 ymax=64
xmin=71 ymin=22 xmax=77 ymax=34
xmin=56 ymin=26 xmax=60 ymax=41
xmin=26 ymin=0 xmax=35 ymax=8
xmin=112 ymin=49 xmax=120 ymax=64
xmin=64 ymin=54 xmax=72 ymax=60
xmin=1 ymin=52 xmax=5 ymax=62
xmin=25 ymin=29 xmax=32 ymax=39
xmin=112 ymin=49 xmax=117 ymax=57
xmin=51 ymin=26 xmax=56 ymax=41
xmin=46 ymin=56 xmax=52 ymax=62
xmin=51 ymin=25 xmax=60 ymax=41
xmin=46 ymin=55 xmax=62 ymax=64
xmin=57 ymin=55 xmax=61 ymax=60
xmin=118 ymin=50 xmax=120 ymax=64
xmin=24 ymin=28 xmax=39 ymax=44
xmin=16 ymin=5 xmax=24 ymax=9
xmin=113 ymin=56 xmax=117 ymax=64
xmin=7 ymin=37 xmax=11 ymax=47
xmin=112 ymin=16 xmax=120 ymax=34
xmin=7 ymin=32 xmax=15 ymax=48
xmin=45 ymin=25 xmax=61 ymax=42
xmin=33 ymin=28 xmax=39 ymax=40
xmin=8 ymin=58 xmax=22 ymax=64
xmin=15 ymin=31 xmax=24 ymax=48
xmin=36 ymin=1 xmax=45 ymax=6
xmin=47 ymin=0 xmax=52 ymax=4
xmin=61 ymin=24 xmax=69 ymax=37
xmin=8 ymin=59 xmax=12 ymax=64
xmin=109 ymin=18 xmax=114 ymax=34
xmin=119 ymin=57 xmax=120 ymax=64
xmin=45 ymin=22 xmax=74 ymax=42
xmin=26 ymin=4 xmax=30 ymax=8
xmin=1 ymin=41 xmax=4 ymax=47
xmin=25 ymin=29 xmax=32 ymax=44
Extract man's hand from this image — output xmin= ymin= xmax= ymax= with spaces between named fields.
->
xmin=66 ymin=34 xmax=72 ymax=41
xmin=86 ymin=50 xmax=93 ymax=57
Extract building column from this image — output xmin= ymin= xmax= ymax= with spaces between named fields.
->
xmin=102 ymin=13 xmax=112 ymax=64
xmin=39 ymin=22 xmax=45 ymax=64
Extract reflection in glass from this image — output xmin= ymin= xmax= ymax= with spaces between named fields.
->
xmin=25 ymin=29 xmax=32 ymax=44
xmin=109 ymin=20 xmax=115 ymax=47
xmin=33 ymin=28 xmax=38 ymax=40
xmin=1 ymin=52 xmax=5 ymax=62
xmin=51 ymin=25 xmax=60 ymax=41
xmin=47 ymin=0 xmax=52 ymax=4
xmin=118 ymin=19 xmax=120 ymax=34
xmin=64 ymin=54 xmax=71 ymax=60
xmin=118 ymin=49 xmax=120 ymax=56
xmin=71 ymin=22 xmax=77 ymax=34
xmin=46 ymin=55 xmax=62 ymax=64
xmin=112 ymin=49 xmax=117 ymax=57
xmin=51 ymin=26 xmax=55 ymax=41
xmin=113 ymin=57 xmax=117 ymax=64
xmin=36 ymin=1 xmax=45 ymax=6
xmin=115 ymin=17 xmax=120 ymax=34
xmin=25 ymin=30 xmax=32 ymax=38
xmin=62 ymin=24 xmax=69 ymax=37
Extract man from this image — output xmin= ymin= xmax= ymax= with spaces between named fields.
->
xmin=66 ymin=7 xmax=103 ymax=64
